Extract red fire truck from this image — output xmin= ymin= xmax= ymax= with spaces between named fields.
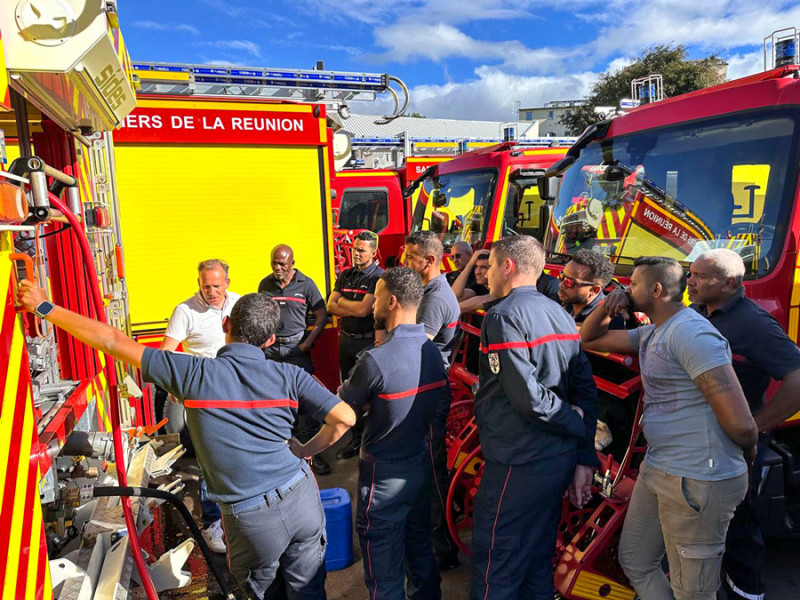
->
xmin=331 ymin=136 xmax=576 ymax=272
xmin=331 ymin=156 xmax=450 ymax=271
xmin=442 ymin=34 xmax=800 ymax=600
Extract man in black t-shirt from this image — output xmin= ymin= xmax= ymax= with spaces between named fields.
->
xmin=327 ymin=231 xmax=384 ymax=460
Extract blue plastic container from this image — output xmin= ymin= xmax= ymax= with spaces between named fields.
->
xmin=320 ymin=487 xmax=353 ymax=571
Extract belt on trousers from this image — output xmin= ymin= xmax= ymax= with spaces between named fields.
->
xmin=218 ymin=465 xmax=308 ymax=515
xmin=275 ymin=332 xmax=304 ymax=344
xmin=341 ymin=330 xmax=374 ymax=340
xmin=359 ymin=448 xmax=424 ymax=465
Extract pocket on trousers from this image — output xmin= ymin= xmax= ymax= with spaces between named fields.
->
xmin=679 ymin=476 xmax=708 ymax=515
xmin=675 ymin=542 xmax=725 ymax=594
xmin=472 ymin=527 xmax=520 ymax=585
xmin=318 ymin=531 xmax=327 ymax=565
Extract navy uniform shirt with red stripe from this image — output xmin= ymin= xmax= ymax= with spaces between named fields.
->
xmin=475 ymin=285 xmax=598 ymax=466
xmin=333 ymin=261 xmax=384 ymax=334
xmin=417 ymin=274 xmax=461 ymax=368
xmin=257 ymin=270 xmax=325 ymax=337
xmin=339 ymin=324 xmax=451 ymax=460
xmin=692 ymin=287 xmax=800 ymax=413
xmin=141 ymin=343 xmax=340 ymax=503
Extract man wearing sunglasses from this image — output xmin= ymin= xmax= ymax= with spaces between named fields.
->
xmin=557 ymin=249 xmax=621 ymax=327
xmin=445 ymin=241 xmax=476 ymax=287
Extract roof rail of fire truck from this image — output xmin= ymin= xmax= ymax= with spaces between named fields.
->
xmin=347 ymin=135 xmax=576 ymax=156
xmin=765 ymin=27 xmax=800 ymax=70
xmin=132 ymin=61 xmax=409 ymax=123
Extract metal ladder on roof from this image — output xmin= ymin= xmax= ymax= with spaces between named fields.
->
xmin=131 ymin=60 xmax=409 ymax=123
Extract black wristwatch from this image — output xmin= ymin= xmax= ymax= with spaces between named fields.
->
xmin=34 ymin=300 xmax=56 ymax=319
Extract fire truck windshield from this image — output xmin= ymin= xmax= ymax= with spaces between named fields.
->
xmin=409 ymin=168 xmax=498 ymax=250
xmin=545 ymin=109 xmax=800 ymax=277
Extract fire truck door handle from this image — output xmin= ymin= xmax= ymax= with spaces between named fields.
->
xmin=114 ymin=245 xmax=124 ymax=280
xmin=9 ymin=253 xmax=34 ymax=281
xmin=9 ymin=253 xmax=34 ymax=311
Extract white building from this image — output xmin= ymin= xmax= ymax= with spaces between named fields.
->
xmin=518 ymin=100 xmax=586 ymax=137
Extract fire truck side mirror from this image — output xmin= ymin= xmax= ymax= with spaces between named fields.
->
xmin=538 ymin=175 xmax=560 ymax=201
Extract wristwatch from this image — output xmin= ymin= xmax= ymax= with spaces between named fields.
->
xmin=34 ymin=300 xmax=56 ymax=319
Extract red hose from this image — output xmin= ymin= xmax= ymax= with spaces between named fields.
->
xmin=48 ymin=193 xmax=159 ymax=600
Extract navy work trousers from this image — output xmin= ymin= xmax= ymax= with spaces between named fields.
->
xmin=221 ymin=465 xmax=327 ymax=599
xmin=721 ymin=436 xmax=769 ymax=600
xmin=430 ymin=424 xmax=458 ymax=562
xmin=469 ymin=453 xmax=575 ymax=600
xmin=356 ymin=453 xmax=441 ymax=600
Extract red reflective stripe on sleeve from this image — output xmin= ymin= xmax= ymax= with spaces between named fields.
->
xmin=271 ymin=297 xmax=306 ymax=303
xmin=377 ymin=379 xmax=447 ymax=400
xmin=481 ymin=333 xmax=581 ymax=353
xmin=342 ymin=288 xmax=368 ymax=295
xmin=185 ymin=399 xmax=299 ymax=409
xmin=731 ymin=353 xmax=748 ymax=363
xmin=446 ymin=321 xmax=459 ymax=329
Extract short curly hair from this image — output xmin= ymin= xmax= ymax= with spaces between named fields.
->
xmin=380 ymin=267 xmax=424 ymax=309
xmin=230 ymin=293 xmax=281 ymax=346
xmin=571 ymin=249 xmax=615 ymax=286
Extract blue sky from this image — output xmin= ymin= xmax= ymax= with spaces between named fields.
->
xmin=123 ymin=0 xmax=800 ymax=121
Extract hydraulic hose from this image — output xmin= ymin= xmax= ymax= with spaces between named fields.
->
xmin=94 ymin=486 xmax=237 ymax=600
xmin=47 ymin=193 xmax=159 ymax=600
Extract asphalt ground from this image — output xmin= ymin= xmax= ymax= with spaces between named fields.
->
xmin=134 ymin=441 xmax=799 ymax=600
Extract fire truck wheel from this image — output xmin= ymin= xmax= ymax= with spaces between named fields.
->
xmin=446 ymin=444 xmax=485 ymax=557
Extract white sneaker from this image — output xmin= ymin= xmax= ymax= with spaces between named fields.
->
xmin=202 ymin=520 xmax=226 ymax=554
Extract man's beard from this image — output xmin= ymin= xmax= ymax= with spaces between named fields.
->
xmin=374 ymin=317 xmax=386 ymax=331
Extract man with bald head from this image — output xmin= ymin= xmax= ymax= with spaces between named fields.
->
xmin=446 ymin=240 xmax=475 ymax=286
xmin=259 ymin=244 xmax=330 ymax=474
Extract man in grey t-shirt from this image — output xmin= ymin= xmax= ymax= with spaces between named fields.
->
xmin=581 ymin=256 xmax=757 ymax=600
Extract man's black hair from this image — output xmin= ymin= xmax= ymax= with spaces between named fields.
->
xmin=354 ymin=230 xmax=378 ymax=251
xmin=380 ymin=267 xmax=424 ymax=309
xmin=633 ymin=256 xmax=686 ymax=302
xmin=229 ymin=293 xmax=281 ymax=346
xmin=572 ymin=249 xmax=615 ymax=286
xmin=405 ymin=231 xmax=443 ymax=262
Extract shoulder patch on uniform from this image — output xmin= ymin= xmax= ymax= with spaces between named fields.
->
xmin=488 ymin=352 xmax=501 ymax=374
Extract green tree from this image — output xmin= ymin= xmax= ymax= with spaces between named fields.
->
xmin=408 ymin=112 xmax=427 ymax=118
xmin=561 ymin=45 xmax=725 ymax=135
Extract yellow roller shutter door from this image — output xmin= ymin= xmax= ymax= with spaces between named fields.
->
xmin=114 ymin=143 xmax=329 ymax=331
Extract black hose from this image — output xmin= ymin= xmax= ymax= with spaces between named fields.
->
xmin=93 ymin=486 xmax=237 ymax=600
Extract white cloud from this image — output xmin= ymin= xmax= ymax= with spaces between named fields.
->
xmin=586 ymin=0 xmax=800 ymax=59
xmin=370 ymin=22 xmax=580 ymax=74
xmin=726 ymin=49 xmax=765 ymax=80
xmin=355 ymin=66 xmax=598 ymax=121
xmin=195 ymin=40 xmax=263 ymax=59
xmin=133 ymin=21 xmax=199 ymax=35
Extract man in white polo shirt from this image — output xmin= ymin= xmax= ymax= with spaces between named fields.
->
xmin=160 ymin=259 xmax=241 ymax=553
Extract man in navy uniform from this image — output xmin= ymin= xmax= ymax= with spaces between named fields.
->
xmin=296 ymin=267 xmax=445 ymax=599
xmin=471 ymin=235 xmax=598 ymax=600
xmin=16 ymin=283 xmax=356 ymax=599
xmin=688 ymin=248 xmax=800 ymax=600
xmin=326 ymin=231 xmax=384 ymax=460
xmin=402 ymin=231 xmax=461 ymax=570
xmin=259 ymin=243 xmax=331 ymax=475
